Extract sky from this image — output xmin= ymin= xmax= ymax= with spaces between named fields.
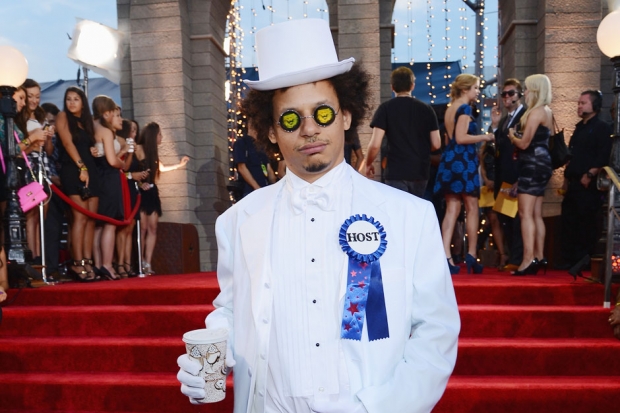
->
xmin=0 ymin=0 xmax=497 ymax=83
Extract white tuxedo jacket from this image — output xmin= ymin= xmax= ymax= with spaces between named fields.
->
xmin=206 ymin=167 xmax=460 ymax=413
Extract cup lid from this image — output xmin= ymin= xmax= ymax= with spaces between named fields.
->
xmin=183 ymin=328 xmax=228 ymax=345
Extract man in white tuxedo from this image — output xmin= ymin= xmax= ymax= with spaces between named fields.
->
xmin=177 ymin=18 xmax=460 ymax=413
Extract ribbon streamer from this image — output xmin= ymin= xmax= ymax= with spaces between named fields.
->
xmin=339 ymin=214 xmax=389 ymax=341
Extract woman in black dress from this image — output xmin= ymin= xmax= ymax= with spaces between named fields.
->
xmin=115 ymin=119 xmax=148 ymax=277
xmin=92 ymin=96 xmax=125 ymax=280
xmin=56 ymin=87 xmax=100 ymax=281
xmin=135 ymin=122 xmax=189 ymax=274
xmin=508 ymin=74 xmax=553 ymax=275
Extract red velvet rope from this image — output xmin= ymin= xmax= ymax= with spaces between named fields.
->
xmin=49 ymin=170 xmax=141 ymax=226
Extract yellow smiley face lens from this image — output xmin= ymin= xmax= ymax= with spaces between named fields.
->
xmin=280 ymin=112 xmax=300 ymax=131
xmin=315 ymin=106 xmax=335 ymax=125
xmin=278 ymin=105 xmax=338 ymax=132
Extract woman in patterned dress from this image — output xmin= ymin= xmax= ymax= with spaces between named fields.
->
xmin=434 ymin=74 xmax=494 ymax=274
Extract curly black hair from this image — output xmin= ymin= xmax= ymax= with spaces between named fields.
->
xmin=241 ymin=64 xmax=372 ymax=157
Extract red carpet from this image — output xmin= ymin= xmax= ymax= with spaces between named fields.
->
xmin=0 ymin=269 xmax=618 ymax=412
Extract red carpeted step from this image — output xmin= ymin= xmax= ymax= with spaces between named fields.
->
xmin=454 ymin=338 xmax=620 ymax=376
xmin=6 ymin=273 xmax=221 ymax=307
xmin=2 ymin=272 xmax=617 ymax=413
xmin=0 ymin=305 xmax=213 ymax=338
xmin=458 ymin=305 xmax=611 ymax=338
xmin=0 ymin=372 xmax=234 ymax=413
xmin=0 ymin=337 xmax=187 ymax=373
xmin=5 ymin=272 xmax=603 ymax=307
xmin=433 ymin=376 xmax=620 ymax=412
xmin=452 ymin=274 xmax=604 ymax=305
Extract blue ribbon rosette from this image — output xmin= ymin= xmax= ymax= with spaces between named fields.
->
xmin=339 ymin=214 xmax=389 ymax=341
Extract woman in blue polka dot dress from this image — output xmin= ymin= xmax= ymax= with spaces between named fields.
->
xmin=434 ymin=74 xmax=494 ymax=274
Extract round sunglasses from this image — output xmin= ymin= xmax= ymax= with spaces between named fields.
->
xmin=277 ymin=104 xmax=340 ymax=133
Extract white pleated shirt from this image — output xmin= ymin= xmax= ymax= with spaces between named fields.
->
xmin=254 ymin=161 xmax=366 ymax=413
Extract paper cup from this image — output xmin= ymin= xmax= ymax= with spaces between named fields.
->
xmin=182 ymin=328 xmax=228 ymax=403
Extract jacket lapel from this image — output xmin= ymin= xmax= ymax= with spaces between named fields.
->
xmin=239 ymin=181 xmax=283 ymax=327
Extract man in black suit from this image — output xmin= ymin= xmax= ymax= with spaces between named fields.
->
xmin=561 ymin=90 xmax=612 ymax=270
xmin=490 ymin=79 xmax=526 ymax=271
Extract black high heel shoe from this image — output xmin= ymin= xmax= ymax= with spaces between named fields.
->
xmin=536 ymin=258 xmax=548 ymax=275
xmin=98 ymin=266 xmax=120 ymax=281
xmin=512 ymin=259 xmax=539 ymax=276
xmin=568 ymin=254 xmax=590 ymax=281
xmin=465 ymin=254 xmax=483 ymax=274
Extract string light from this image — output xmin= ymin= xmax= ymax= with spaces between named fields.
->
xmin=426 ymin=0 xmax=434 ymax=104
xmin=407 ymin=1 xmax=414 ymax=65
xmin=225 ymin=0 xmax=247 ymax=203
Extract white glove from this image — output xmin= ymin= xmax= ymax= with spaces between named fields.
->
xmin=177 ymin=354 xmax=206 ymax=404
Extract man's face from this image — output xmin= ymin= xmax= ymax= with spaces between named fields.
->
xmin=268 ymin=80 xmax=351 ymax=183
xmin=45 ymin=112 xmax=56 ymax=127
xmin=501 ymin=86 xmax=520 ymax=110
xmin=577 ymin=94 xmax=594 ymax=119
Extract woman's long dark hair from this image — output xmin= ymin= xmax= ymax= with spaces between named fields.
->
xmin=63 ymin=87 xmax=95 ymax=144
xmin=117 ymin=119 xmax=132 ymax=139
xmin=138 ymin=122 xmax=161 ymax=184
xmin=22 ymin=79 xmax=46 ymax=124
xmin=13 ymin=85 xmax=28 ymax=137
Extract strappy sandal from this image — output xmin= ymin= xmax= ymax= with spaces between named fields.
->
xmin=142 ymin=262 xmax=154 ymax=275
xmin=82 ymin=258 xmax=103 ymax=280
xmin=68 ymin=260 xmax=97 ymax=283
xmin=114 ymin=262 xmax=128 ymax=279
xmin=124 ymin=262 xmax=137 ymax=278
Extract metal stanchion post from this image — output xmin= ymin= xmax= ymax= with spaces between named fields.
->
xmin=135 ymin=181 xmax=145 ymax=277
xmin=38 ymin=148 xmax=47 ymax=282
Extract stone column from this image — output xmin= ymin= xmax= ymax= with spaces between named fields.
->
xmin=118 ymin=0 xmax=230 ymax=270
xmin=538 ymin=0 xmax=603 ymax=217
xmin=336 ymin=0 xmax=382 ymax=172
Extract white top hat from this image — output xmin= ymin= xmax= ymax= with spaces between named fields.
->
xmin=244 ymin=19 xmax=355 ymax=91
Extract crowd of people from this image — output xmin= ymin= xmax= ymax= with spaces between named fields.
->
xmin=232 ymin=64 xmax=613 ymax=279
xmin=0 ymin=79 xmax=189 ymax=287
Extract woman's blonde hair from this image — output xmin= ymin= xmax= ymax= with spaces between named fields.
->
xmin=520 ymin=74 xmax=552 ymax=129
xmin=450 ymin=73 xmax=479 ymax=101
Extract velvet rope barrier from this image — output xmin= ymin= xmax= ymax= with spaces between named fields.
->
xmin=49 ymin=170 xmax=141 ymax=226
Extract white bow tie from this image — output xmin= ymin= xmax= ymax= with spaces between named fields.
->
xmin=290 ymin=186 xmax=332 ymax=214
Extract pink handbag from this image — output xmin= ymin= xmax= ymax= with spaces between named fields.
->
xmin=17 ymin=181 xmax=48 ymax=212
xmin=7 ymin=131 xmax=49 ymax=212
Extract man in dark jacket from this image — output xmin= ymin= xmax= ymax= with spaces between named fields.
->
xmin=561 ymin=90 xmax=612 ymax=269
xmin=490 ymin=79 xmax=526 ymax=271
